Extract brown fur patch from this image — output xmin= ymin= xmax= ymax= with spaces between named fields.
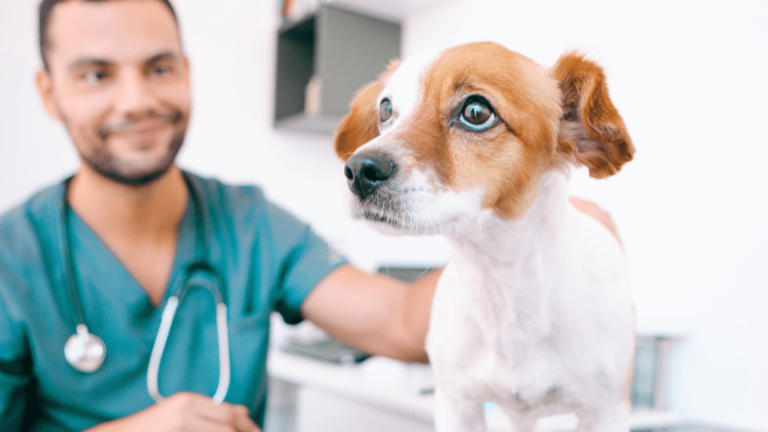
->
xmin=552 ymin=52 xmax=635 ymax=178
xmin=334 ymin=59 xmax=401 ymax=160
xmin=334 ymin=82 xmax=383 ymax=160
xmin=405 ymin=43 xmax=563 ymax=218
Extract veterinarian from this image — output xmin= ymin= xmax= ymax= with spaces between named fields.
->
xmin=0 ymin=1 xmax=617 ymax=431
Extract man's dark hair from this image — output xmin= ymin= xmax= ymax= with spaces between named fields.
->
xmin=38 ymin=0 xmax=179 ymax=70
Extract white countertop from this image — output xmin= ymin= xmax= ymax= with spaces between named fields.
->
xmin=267 ymin=348 xmax=682 ymax=431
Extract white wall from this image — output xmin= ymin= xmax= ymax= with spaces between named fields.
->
xmin=1 ymin=0 xmax=767 ymax=430
xmin=402 ymin=0 xmax=768 ymax=429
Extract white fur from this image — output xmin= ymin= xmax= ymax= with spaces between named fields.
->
xmin=350 ymin=170 xmax=635 ymax=432
xmin=347 ymin=160 xmax=485 ymax=236
xmin=378 ymin=49 xmax=442 ymax=132
xmin=346 ymin=49 xmax=635 ymax=432
xmin=428 ymin=170 xmax=634 ymax=432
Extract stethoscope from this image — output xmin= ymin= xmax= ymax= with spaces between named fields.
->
xmin=61 ymin=175 xmax=231 ymax=404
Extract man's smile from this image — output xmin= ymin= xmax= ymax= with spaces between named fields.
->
xmin=108 ymin=120 xmax=172 ymax=143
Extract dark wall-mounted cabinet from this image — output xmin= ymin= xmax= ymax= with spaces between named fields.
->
xmin=274 ymin=5 xmax=401 ymax=134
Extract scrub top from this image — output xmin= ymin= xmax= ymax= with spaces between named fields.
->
xmin=0 ymin=172 xmax=345 ymax=432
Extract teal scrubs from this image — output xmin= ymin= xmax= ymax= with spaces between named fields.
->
xmin=0 ymin=172 xmax=345 ymax=432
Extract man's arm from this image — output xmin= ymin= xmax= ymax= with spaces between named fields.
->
xmin=302 ymin=198 xmax=617 ymax=362
xmin=301 ymin=266 xmax=441 ymax=362
xmin=569 ymin=196 xmax=621 ymax=244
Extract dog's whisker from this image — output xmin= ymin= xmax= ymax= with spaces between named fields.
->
xmin=489 ymin=215 xmax=515 ymax=234
xmin=430 ymin=209 xmax=444 ymax=236
xmin=416 ymin=265 xmax=434 ymax=281
xmin=427 ymin=213 xmax=437 ymax=236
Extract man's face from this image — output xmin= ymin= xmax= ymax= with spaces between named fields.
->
xmin=38 ymin=0 xmax=191 ymax=185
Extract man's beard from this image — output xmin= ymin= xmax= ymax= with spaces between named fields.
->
xmin=67 ymin=111 xmax=188 ymax=186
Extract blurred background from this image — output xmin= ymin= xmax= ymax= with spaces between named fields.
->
xmin=1 ymin=0 xmax=766 ymax=431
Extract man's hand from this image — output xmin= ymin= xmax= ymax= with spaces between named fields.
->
xmin=85 ymin=392 xmax=260 ymax=432
xmin=302 ymin=266 xmax=440 ymax=362
xmin=569 ymin=196 xmax=621 ymax=243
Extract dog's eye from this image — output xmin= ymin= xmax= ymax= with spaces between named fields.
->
xmin=460 ymin=99 xmax=496 ymax=131
xmin=379 ymin=99 xmax=393 ymax=124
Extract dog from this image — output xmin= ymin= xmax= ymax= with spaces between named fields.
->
xmin=334 ymin=42 xmax=636 ymax=432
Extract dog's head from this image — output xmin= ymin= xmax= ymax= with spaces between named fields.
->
xmin=335 ymin=42 xmax=634 ymax=235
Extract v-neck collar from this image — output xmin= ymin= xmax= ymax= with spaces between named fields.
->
xmin=56 ymin=174 xmax=199 ymax=314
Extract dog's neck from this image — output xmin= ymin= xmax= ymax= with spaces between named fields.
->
xmin=444 ymin=169 xmax=571 ymax=351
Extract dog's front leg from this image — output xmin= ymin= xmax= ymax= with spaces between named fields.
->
xmin=575 ymin=401 xmax=631 ymax=432
xmin=498 ymin=407 xmax=537 ymax=432
xmin=433 ymin=387 xmax=486 ymax=432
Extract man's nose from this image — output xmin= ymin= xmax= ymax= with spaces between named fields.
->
xmin=114 ymin=69 xmax=157 ymax=115
xmin=344 ymin=152 xmax=396 ymax=200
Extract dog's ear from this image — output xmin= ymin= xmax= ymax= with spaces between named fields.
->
xmin=334 ymin=59 xmax=400 ymax=161
xmin=552 ymin=52 xmax=635 ymax=178
xmin=333 ymin=82 xmax=383 ymax=161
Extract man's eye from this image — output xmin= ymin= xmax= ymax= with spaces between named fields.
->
xmin=459 ymin=99 xmax=496 ymax=131
xmin=84 ymin=71 xmax=108 ymax=85
xmin=151 ymin=65 xmax=171 ymax=76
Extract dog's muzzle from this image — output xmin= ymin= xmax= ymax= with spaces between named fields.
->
xmin=344 ymin=152 xmax=396 ymax=200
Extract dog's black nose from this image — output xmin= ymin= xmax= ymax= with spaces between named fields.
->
xmin=344 ymin=152 xmax=396 ymax=200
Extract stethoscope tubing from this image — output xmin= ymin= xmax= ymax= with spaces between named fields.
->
xmin=61 ymin=180 xmax=87 ymax=331
xmin=147 ymin=277 xmax=231 ymax=404
xmin=60 ymin=173 xmax=231 ymax=404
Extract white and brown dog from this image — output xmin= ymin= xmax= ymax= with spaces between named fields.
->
xmin=334 ymin=42 xmax=636 ymax=432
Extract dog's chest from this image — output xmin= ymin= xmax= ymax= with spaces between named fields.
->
xmin=426 ymin=262 xmax=575 ymax=409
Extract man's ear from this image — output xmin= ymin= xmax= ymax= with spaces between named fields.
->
xmin=36 ymin=69 xmax=63 ymax=122
xmin=333 ymin=81 xmax=383 ymax=161
xmin=552 ymin=52 xmax=635 ymax=178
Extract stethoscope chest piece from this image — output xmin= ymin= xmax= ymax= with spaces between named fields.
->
xmin=65 ymin=324 xmax=106 ymax=373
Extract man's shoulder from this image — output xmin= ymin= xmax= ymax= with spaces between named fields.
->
xmin=0 ymin=182 xmax=63 ymax=248
xmin=0 ymin=182 xmax=63 ymax=300
xmin=185 ymin=171 xmax=311 ymax=241
xmin=185 ymin=171 xmax=268 ymax=218
xmin=186 ymin=171 xmax=264 ymax=200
